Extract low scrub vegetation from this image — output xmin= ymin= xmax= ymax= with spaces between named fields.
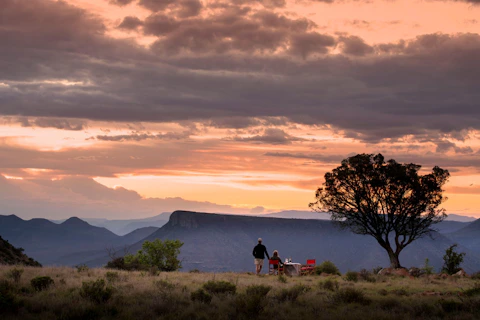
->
xmin=1 ymin=265 xmax=480 ymax=320
xmin=314 ymin=260 xmax=341 ymax=275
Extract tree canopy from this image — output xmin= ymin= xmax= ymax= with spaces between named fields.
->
xmin=309 ymin=153 xmax=450 ymax=269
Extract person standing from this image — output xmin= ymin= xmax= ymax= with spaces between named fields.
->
xmin=252 ymin=238 xmax=269 ymax=275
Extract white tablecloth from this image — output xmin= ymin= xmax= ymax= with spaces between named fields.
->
xmin=284 ymin=263 xmax=302 ymax=276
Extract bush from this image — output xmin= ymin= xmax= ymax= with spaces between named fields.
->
xmin=203 ymin=281 xmax=236 ymax=295
xmin=359 ymin=269 xmax=376 ymax=282
xmin=322 ymin=278 xmax=339 ymax=291
xmin=129 ymin=239 xmax=184 ymax=272
xmin=191 ymin=288 xmax=212 ymax=304
xmin=155 ymin=280 xmax=176 ymax=294
xmin=235 ymin=285 xmax=271 ymax=316
xmin=329 ymin=287 xmax=371 ymax=305
xmin=30 ymin=276 xmax=54 ymax=291
xmin=76 ymin=264 xmax=89 ymax=273
xmin=422 ymin=258 xmax=434 ymax=275
xmin=6 ymin=268 xmax=24 ymax=284
xmin=344 ymin=271 xmax=358 ymax=282
xmin=276 ymin=284 xmax=310 ymax=302
xmin=314 ymin=260 xmax=341 ymax=275
xmin=80 ymin=279 xmax=113 ymax=303
xmin=463 ymin=284 xmax=480 ymax=297
xmin=105 ymin=271 xmax=120 ymax=284
xmin=442 ymin=244 xmax=465 ymax=275
xmin=278 ymin=274 xmax=287 ymax=283
xmin=0 ymin=280 xmax=16 ymax=313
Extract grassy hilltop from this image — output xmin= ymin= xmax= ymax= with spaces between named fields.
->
xmin=1 ymin=265 xmax=480 ymax=320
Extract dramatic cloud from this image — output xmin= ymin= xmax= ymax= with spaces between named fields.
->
xmin=0 ymin=176 xmax=255 ymax=219
xmin=93 ymin=131 xmax=191 ymax=142
xmin=230 ymin=128 xmax=308 ymax=144
xmin=118 ymin=16 xmax=144 ymax=30
xmin=15 ymin=117 xmax=87 ymax=131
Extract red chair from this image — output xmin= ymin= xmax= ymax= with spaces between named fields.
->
xmin=301 ymin=259 xmax=316 ymax=275
xmin=268 ymin=259 xmax=284 ymax=275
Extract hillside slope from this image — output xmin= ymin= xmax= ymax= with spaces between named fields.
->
xmin=90 ymin=211 xmax=480 ymax=273
xmin=447 ymin=218 xmax=480 ymax=252
xmin=0 ymin=235 xmax=41 ymax=266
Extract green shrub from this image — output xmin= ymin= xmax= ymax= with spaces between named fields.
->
xmin=235 ymin=285 xmax=272 ymax=316
xmin=422 ymin=258 xmax=434 ymax=275
xmin=463 ymin=285 xmax=480 ymax=297
xmin=245 ymin=284 xmax=271 ymax=297
xmin=148 ymin=266 xmax=159 ymax=276
xmin=0 ymin=280 xmax=16 ymax=313
xmin=6 ymin=268 xmax=24 ymax=284
xmin=322 ymin=278 xmax=339 ymax=291
xmin=344 ymin=271 xmax=358 ymax=282
xmin=76 ymin=264 xmax=89 ymax=273
xmin=105 ymin=271 xmax=120 ymax=284
xmin=314 ymin=260 xmax=341 ymax=275
xmin=442 ymin=244 xmax=465 ymax=275
xmin=359 ymin=269 xmax=376 ymax=282
xmin=80 ymin=279 xmax=113 ymax=303
xmin=155 ymin=280 xmax=176 ymax=294
xmin=276 ymin=284 xmax=310 ymax=302
xmin=329 ymin=287 xmax=371 ymax=305
xmin=125 ymin=239 xmax=184 ymax=272
xmin=30 ymin=276 xmax=54 ymax=291
xmin=278 ymin=274 xmax=287 ymax=283
xmin=191 ymin=288 xmax=212 ymax=304
xmin=203 ymin=280 xmax=236 ymax=295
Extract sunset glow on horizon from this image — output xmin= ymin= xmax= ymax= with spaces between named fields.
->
xmin=1 ymin=0 xmax=480 ymax=219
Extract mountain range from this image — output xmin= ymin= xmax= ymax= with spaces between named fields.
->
xmin=49 ymin=210 xmax=476 ymax=235
xmin=2 ymin=211 xmax=479 ymax=273
xmin=0 ymin=215 xmax=158 ymax=265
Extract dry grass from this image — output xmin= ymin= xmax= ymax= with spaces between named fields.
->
xmin=1 ymin=265 xmax=480 ymax=320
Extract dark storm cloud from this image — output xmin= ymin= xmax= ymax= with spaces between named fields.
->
xmin=1 ymin=0 xmax=480 ymax=143
xmin=93 ymin=131 xmax=191 ymax=142
xmin=16 ymin=117 xmax=87 ymax=131
xmin=145 ymin=9 xmax=329 ymax=55
xmin=109 ymin=0 xmax=135 ymax=5
xmin=229 ymin=128 xmax=308 ymax=144
xmin=338 ymin=35 xmax=374 ymax=56
xmin=118 ymin=16 xmax=144 ymax=30
xmin=264 ymin=152 xmax=480 ymax=170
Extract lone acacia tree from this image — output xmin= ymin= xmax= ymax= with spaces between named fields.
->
xmin=309 ymin=153 xmax=450 ymax=269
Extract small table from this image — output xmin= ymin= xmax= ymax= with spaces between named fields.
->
xmin=283 ymin=262 xmax=302 ymax=276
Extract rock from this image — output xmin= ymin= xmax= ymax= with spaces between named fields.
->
xmin=409 ymin=267 xmax=425 ymax=278
xmin=378 ymin=268 xmax=393 ymax=276
xmin=454 ymin=269 xmax=468 ymax=277
xmin=393 ymin=268 xmax=412 ymax=278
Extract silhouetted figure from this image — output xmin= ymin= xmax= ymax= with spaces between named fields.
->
xmin=252 ymin=238 xmax=269 ymax=275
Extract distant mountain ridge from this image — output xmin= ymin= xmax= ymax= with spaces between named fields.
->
xmin=51 ymin=212 xmax=170 ymax=235
xmin=0 ymin=215 xmax=158 ymax=265
xmin=84 ymin=211 xmax=480 ymax=273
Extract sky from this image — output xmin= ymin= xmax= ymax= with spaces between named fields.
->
xmin=1 ymin=0 xmax=480 ymax=219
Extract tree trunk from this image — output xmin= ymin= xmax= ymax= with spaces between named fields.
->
xmin=387 ymin=249 xmax=401 ymax=269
